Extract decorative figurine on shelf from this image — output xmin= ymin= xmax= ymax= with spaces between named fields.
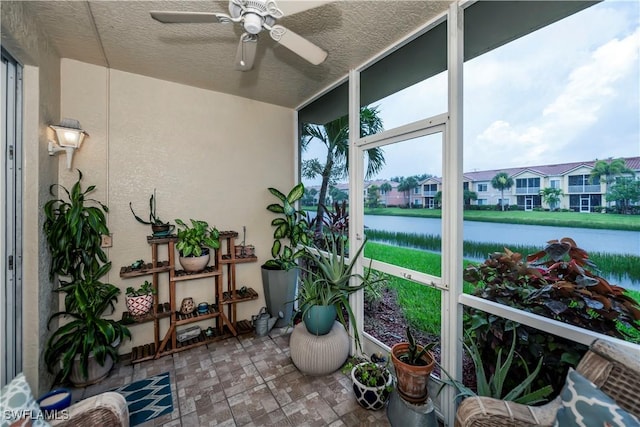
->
xmin=131 ymin=259 xmax=145 ymax=270
xmin=205 ymin=327 xmax=215 ymax=337
xmin=180 ymin=297 xmax=195 ymax=315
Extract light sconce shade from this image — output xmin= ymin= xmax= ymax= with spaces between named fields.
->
xmin=48 ymin=118 xmax=88 ymax=169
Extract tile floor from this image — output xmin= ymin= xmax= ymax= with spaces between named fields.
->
xmin=70 ymin=327 xmax=392 ymax=426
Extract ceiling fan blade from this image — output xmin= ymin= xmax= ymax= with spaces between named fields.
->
xmin=269 ymin=25 xmax=327 ymax=65
xmin=235 ymin=33 xmax=258 ymax=71
xmin=150 ymin=11 xmax=226 ymax=24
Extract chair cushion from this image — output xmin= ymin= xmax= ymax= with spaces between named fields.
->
xmin=554 ymin=368 xmax=640 ymax=427
xmin=0 ymin=373 xmax=49 ymax=426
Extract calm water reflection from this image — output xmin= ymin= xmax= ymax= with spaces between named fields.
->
xmin=364 ymin=215 xmax=640 ymax=256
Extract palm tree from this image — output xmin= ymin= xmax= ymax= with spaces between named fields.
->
xmin=302 ymin=106 xmax=385 ymax=235
xmin=397 ymin=176 xmax=419 ymax=208
xmin=380 ymin=182 xmax=392 ymax=206
xmin=540 ymin=187 xmax=563 ymax=210
xmin=590 ymin=158 xmax=635 ymax=208
xmin=491 ymin=172 xmax=514 ymax=211
xmin=463 ymin=189 xmax=478 ymax=208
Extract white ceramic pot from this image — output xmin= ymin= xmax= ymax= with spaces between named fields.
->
xmin=179 ymin=252 xmax=210 ymax=272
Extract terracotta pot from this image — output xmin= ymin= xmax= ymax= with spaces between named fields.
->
xmin=390 ymin=342 xmax=435 ymax=404
xmin=179 ymin=252 xmax=210 ymax=272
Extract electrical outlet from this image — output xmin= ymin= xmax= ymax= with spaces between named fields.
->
xmin=101 ymin=234 xmax=113 ymax=248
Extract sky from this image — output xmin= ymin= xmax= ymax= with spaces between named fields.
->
xmin=302 ymin=0 xmax=640 ymax=183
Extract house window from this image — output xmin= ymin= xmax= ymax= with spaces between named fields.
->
xmin=550 ymin=179 xmax=560 ymax=189
xmin=477 ymin=199 xmax=487 ymax=205
xmin=477 ymin=183 xmax=487 ymax=192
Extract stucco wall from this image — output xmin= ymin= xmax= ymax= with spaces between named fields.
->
xmin=1 ymin=1 xmax=61 ymax=395
xmin=59 ymin=59 xmax=296 ymax=355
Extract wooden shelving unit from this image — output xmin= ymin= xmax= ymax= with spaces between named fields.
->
xmin=120 ymin=230 xmax=258 ymax=363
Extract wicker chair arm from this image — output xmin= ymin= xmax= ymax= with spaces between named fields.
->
xmin=454 ymin=395 xmax=561 ymax=427
xmin=49 ymin=392 xmax=129 ymax=427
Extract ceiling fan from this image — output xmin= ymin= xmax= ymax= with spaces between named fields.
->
xmin=150 ymin=0 xmax=328 ymax=72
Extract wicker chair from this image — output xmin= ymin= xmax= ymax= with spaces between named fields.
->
xmin=49 ymin=392 xmax=129 ymax=427
xmin=455 ymin=339 xmax=640 ymax=427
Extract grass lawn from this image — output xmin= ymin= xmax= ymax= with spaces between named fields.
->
xmin=364 ymin=242 xmax=640 ymax=338
xmin=362 ymin=207 xmax=640 ymax=231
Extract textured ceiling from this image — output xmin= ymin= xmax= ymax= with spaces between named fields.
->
xmin=16 ymin=1 xmax=453 ymax=108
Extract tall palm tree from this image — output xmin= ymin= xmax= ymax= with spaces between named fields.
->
xmin=301 ymin=106 xmax=385 ymax=235
xmin=589 ymin=158 xmax=635 ymax=208
xmin=491 ymin=172 xmax=514 ymax=211
xmin=539 ymin=187 xmax=563 ymax=210
xmin=380 ymin=182 xmax=392 ymax=206
xmin=397 ymin=176 xmax=419 ymax=208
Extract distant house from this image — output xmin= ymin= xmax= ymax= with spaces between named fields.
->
xmin=416 ymin=157 xmax=640 ymax=212
xmin=307 ymin=156 xmax=639 ymax=212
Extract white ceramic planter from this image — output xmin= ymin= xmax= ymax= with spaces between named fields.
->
xmin=179 ymin=253 xmax=210 ymax=272
xmin=126 ymin=294 xmax=153 ymax=316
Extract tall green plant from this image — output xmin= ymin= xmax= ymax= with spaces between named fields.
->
xmin=43 ymin=170 xmax=130 ymax=384
xmin=44 ymin=170 xmax=109 ymax=285
xmin=264 ymin=183 xmax=311 ymax=270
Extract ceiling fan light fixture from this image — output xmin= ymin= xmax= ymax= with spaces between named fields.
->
xmin=243 ymin=13 xmax=263 ymax=34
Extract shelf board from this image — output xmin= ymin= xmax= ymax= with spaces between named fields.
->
xmin=120 ymin=261 xmax=171 ymax=278
xmin=129 ymin=342 xmax=157 ymax=363
xmin=146 ymin=235 xmax=178 ymax=244
xmin=120 ymin=302 xmax=172 ymax=325
xmin=221 ymin=287 xmax=259 ymax=305
xmin=236 ymin=319 xmax=254 ymax=335
xmin=220 ymin=255 xmax=258 ymax=264
xmin=219 ymin=231 xmax=239 ymax=239
xmin=174 ymin=309 xmax=220 ymax=325
xmin=172 ymin=266 xmax=221 ymax=281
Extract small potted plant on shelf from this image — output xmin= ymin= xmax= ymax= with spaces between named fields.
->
xmin=130 ymin=189 xmax=174 ymax=237
xmin=125 ymin=280 xmax=156 ymax=316
xmin=391 ymin=327 xmax=437 ymax=404
xmin=175 ymin=218 xmax=220 ymax=272
xmin=348 ymin=358 xmax=393 ymax=410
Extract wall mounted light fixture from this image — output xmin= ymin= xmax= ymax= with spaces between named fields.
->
xmin=48 ymin=118 xmax=88 ymax=169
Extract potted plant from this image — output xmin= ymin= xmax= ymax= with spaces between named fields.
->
xmin=298 ymin=236 xmax=378 ymax=351
xmin=125 ymin=280 xmax=156 ymax=316
xmin=261 ymin=183 xmax=311 ymax=327
xmin=43 ymin=170 xmax=130 ymax=386
xmin=130 ymin=189 xmax=174 ymax=236
xmin=349 ymin=360 xmax=393 ymax=410
xmin=390 ymin=327 xmax=436 ymax=404
xmin=175 ymin=218 xmax=220 ymax=272
xmin=45 ymin=280 xmax=131 ymax=386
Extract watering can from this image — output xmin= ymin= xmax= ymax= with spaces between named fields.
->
xmin=252 ymin=307 xmax=279 ymax=337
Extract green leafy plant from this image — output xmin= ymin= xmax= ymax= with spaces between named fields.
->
xmin=299 ymin=237 xmax=382 ymax=351
xmin=43 ymin=171 xmax=130 ymax=384
xmin=463 ymin=237 xmax=640 ymax=394
xmin=43 ymin=170 xmax=109 ymax=285
xmin=45 ymin=281 xmax=131 ymax=384
xmin=398 ymin=327 xmax=437 ymax=366
xmin=264 ymin=183 xmax=311 ymax=270
xmin=129 ymin=189 xmax=169 ymax=225
xmin=352 ymin=361 xmax=393 ymax=392
xmin=125 ymin=280 xmax=156 ymax=297
xmin=438 ymin=333 xmax=553 ymax=405
xmin=175 ymin=218 xmax=220 ymax=257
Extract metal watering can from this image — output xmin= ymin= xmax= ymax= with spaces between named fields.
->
xmin=252 ymin=307 xmax=278 ymax=337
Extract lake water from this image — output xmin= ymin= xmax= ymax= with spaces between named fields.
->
xmin=363 ymin=215 xmax=640 ymax=290
xmin=364 ymin=215 xmax=640 ymax=256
